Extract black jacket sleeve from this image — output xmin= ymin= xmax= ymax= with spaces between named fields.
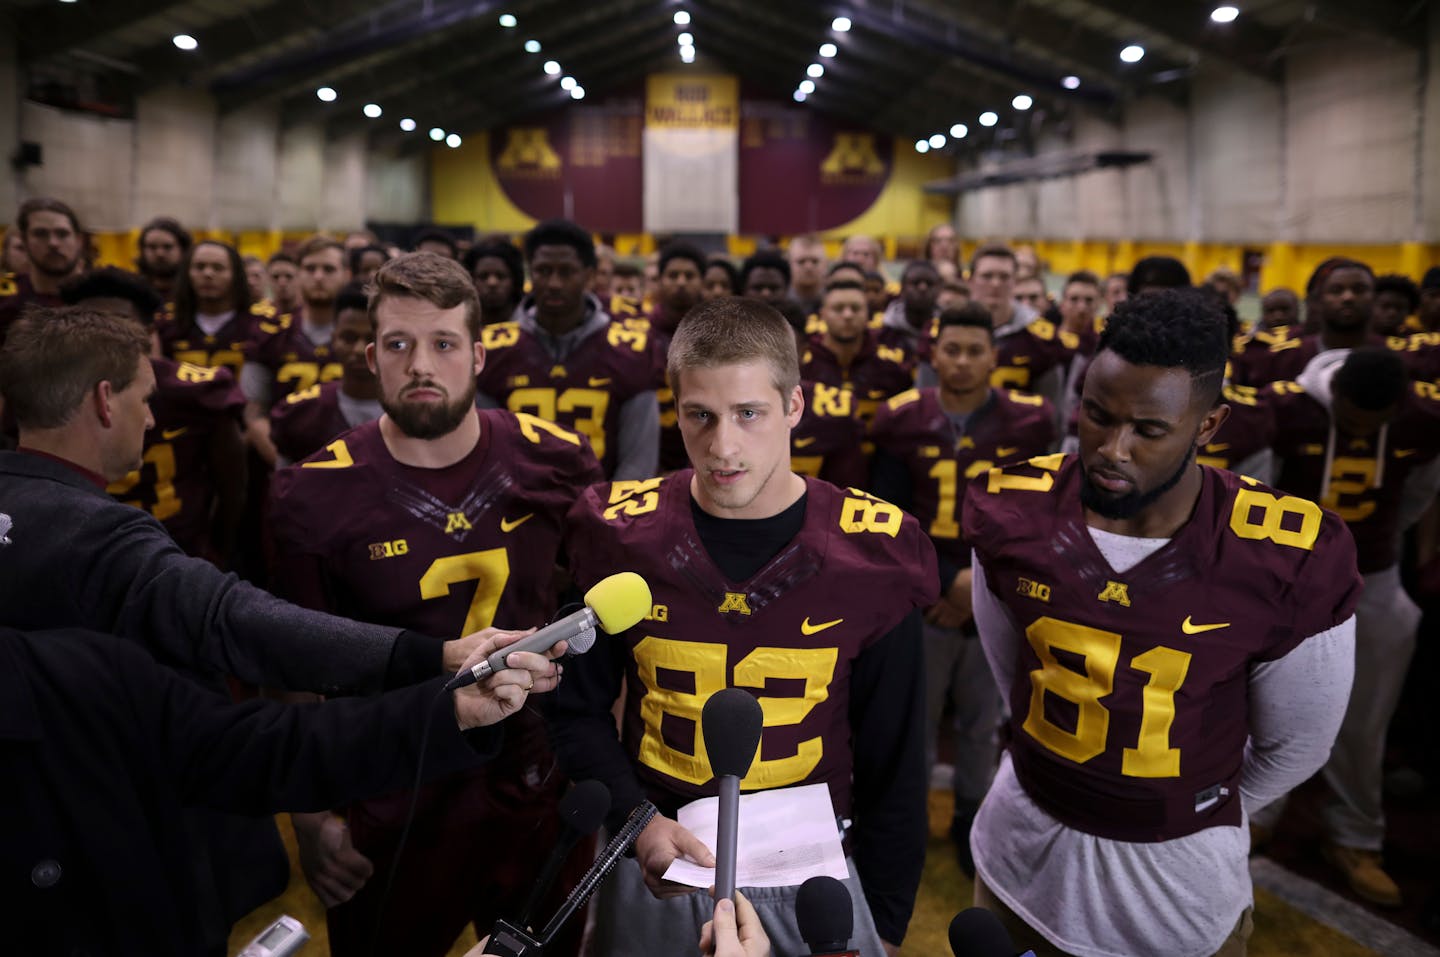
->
xmin=849 ymin=609 xmax=928 ymax=945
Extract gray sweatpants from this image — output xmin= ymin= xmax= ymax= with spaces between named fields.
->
xmin=588 ymin=855 xmax=885 ymax=957
xmin=1251 ymin=565 xmax=1419 ymax=849
xmin=924 ymin=620 xmax=1003 ymax=804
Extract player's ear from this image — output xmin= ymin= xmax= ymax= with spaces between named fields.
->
xmin=786 ymin=383 xmax=804 ymax=426
xmin=1196 ymin=401 xmax=1230 ymax=448
xmin=93 ymin=380 xmax=115 ymax=428
xmin=365 ymin=342 xmax=377 ymax=374
xmin=472 ymin=339 xmax=485 ymax=376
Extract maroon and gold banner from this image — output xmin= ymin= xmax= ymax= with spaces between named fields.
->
xmin=738 ymin=101 xmax=892 ymax=234
xmin=490 ymin=93 xmax=644 ymax=232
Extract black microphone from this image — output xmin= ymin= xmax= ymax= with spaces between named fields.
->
xmin=796 ymin=875 xmax=856 ymax=956
xmin=701 ymin=688 xmax=763 ymax=903
xmin=515 ymin=779 xmax=610 ymax=930
xmin=446 ymin=572 xmax=650 ymax=690
xmin=949 ymin=907 xmax=1033 ymax=956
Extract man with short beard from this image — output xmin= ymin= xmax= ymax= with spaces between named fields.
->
xmin=964 ymin=289 xmax=1360 ymax=956
xmin=268 ymin=252 xmax=604 ymax=957
xmin=137 ymin=216 xmax=192 ymax=303
xmin=787 ymin=234 xmax=827 ymax=315
xmin=807 ymin=277 xmax=913 ymax=426
xmin=0 ymin=198 xmax=86 ymax=344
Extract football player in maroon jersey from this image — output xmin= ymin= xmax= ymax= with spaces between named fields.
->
xmin=739 ymin=250 xmax=791 ymax=307
xmin=551 ymin=296 xmax=938 ymax=957
xmin=969 ymin=245 xmax=1080 ymax=405
xmin=463 ymin=237 xmax=524 ymax=326
xmin=876 ymin=260 xmax=939 ymax=368
xmin=870 ymin=303 xmax=1055 ymax=875
xmin=156 ymin=239 xmax=255 ymax=375
xmin=136 ymin=216 xmax=191 ymax=304
xmin=0 ymin=198 xmax=84 ymax=345
xmin=805 ymin=278 xmax=914 ymax=426
xmin=477 ymin=219 xmax=660 ymax=480
xmin=964 ymin=289 xmax=1361 ymax=955
xmin=1251 ymin=348 xmax=1440 ymax=906
xmin=270 ymin=285 xmax=381 ymax=465
xmin=242 ymin=236 xmax=350 ymax=466
xmin=269 ymin=252 xmax=603 ymax=957
xmin=651 ymin=242 xmax=707 ymax=337
xmin=60 ymin=267 xmax=247 ymax=563
xmin=266 ymin=251 xmax=302 ymax=316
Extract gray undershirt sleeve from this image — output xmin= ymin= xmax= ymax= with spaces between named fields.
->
xmin=970 ymin=552 xmax=1020 ymax=697
xmin=240 ymin=362 xmax=274 ymax=409
xmin=612 ymin=389 xmax=660 ymax=481
xmin=1230 ymin=447 xmax=1274 ymax=485
xmin=1241 ymin=616 xmax=1356 ymax=812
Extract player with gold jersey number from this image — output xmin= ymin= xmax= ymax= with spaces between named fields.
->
xmin=549 ymin=297 xmax=937 ymax=957
xmin=155 ymin=240 xmax=261 ymax=376
xmin=268 ymin=253 xmax=603 ymax=957
xmin=476 ymin=219 xmax=660 ymax=480
xmin=963 ymin=290 xmax=1361 ymax=957
xmin=868 ymin=303 xmax=1054 ymax=876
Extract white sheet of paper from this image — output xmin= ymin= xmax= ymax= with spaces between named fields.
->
xmin=661 ymin=783 xmax=850 ymax=889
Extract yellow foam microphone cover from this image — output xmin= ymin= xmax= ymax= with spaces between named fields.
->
xmin=584 ymin=572 xmax=652 ymax=634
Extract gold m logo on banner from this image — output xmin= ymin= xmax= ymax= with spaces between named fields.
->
xmin=820 ymin=133 xmax=884 ymax=182
xmin=496 ymin=128 xmax=562 ymax=177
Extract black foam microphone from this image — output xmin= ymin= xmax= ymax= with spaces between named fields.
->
xmin=949 ymin=907 xmax=1033 ymax=956
xmin=515 ymin=779 xmax=610 ymax=930
xmin=701 ymin=688 xmax=764 ymax=903
xmin=796 ymin=875 xmax=856 ymax=956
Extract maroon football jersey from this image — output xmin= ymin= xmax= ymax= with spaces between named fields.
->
xmin=1268 ymin=379 xmax=1440 ymax=572
xmin=800 ymin=332 xmax=914 ymax=425
xmin=965 ymin=455 xmax=1360 ymax=842
xmin=476 ymin=320 xmax=659 ymax=478
xmin=244 ymin=309 xmax=343 ymax=401
xmin=806 ymin=310 xmax=887 ymax=337
xmin=992 ymin=319 xmax=1080 ymax=391
xmin=870 ymin=387 xmax=1055 ymax=571
xmin=269 ymin=410 xmax=603 ymax=637
xmin=0 ymin=273 xmax=64 ymax=346
xmin=565 ymin=474 xmax=938 ymax=815
xmin=269 ymin=381 xmax=356 ymax=465
xmin=1195 ymin=384 xmax=1277 ymax=472
xmin=107 ymin=357 xmax=245 ymax=556
xmin=1386 ymin=332 xmax=1440 ymax=383
xmin=156 ymin=305 xmax=265 ymax=376
xmin=792 ymin=380 xmax=867 ymax=490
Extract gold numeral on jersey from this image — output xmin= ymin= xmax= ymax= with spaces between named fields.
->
xmin=1024 ymin=617 xmax=1192 ymax=778
xmin=1229 ymin=484 xmax=1322 ymax=550
xmin=606 ymin=324 xmax=648 ymax=352
xmin=1320 ymin=456 xmax=1378 ymax=522
xmin=509 ymin=388 xmax=610 ymax=460
xmin=632 ymin=638 xmax=838 ymax=789
xmin=418 ymin=548 xmax=512 ymax=637
xmin=513 ymin=410 xmax=582 ymax=448
xmin=839 ymin=492 xmax=903 ymax=537
xmin=603 ymin=478 xmax=662 ymax=520
xmin=928 ymin=460 xmax=961 ymax=539
xmin=1121 ymin=646 xmax=1192 ymax=778
xmin=985 ymin=452 xmax=1063 ymax=495
xmin=277 ymin=362 xmax=320 ymax=393
xmin=176 ymin=362 xmax=219 ymax=383
xmin=175 ymin=348 xmax=244 ymax=374
xmin=107 ymin=442 xmax=182 ymax=522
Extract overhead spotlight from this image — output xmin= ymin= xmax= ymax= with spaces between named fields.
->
xmin=446 ymin=133 xmax=462 ymax=148
xmin=680 ymin=47 xmax=696 ymax=62
xmin=543 ymin=59 xmax=560 ymax=75
xmin=1120 ymin=44 xmax=1145 ymax=62
xmin=316 ymin=86 xmax=337 ymax=102
xmin=832 ymin=16 xmax=852 ymax=32
xmin=363 ymin=103 xmax=382 ymax=118
xmin=678 ymin=32 xmax=693 ymax=45
xmin=524 ymin=39 xmax=541 ymax=53
xmin=498 ymin=13 xmax=517 ymax=27
xmin=915 ymin=139 xmax=930 ymax=153
xmin=807 ymin=63 xmax=824 ymax=78
xmin=571 ymin=86 xmax=585 ymax=100
xmin=400 ymin=118 xmax=417 ymax=132
xmin=799 ymin=79 xmax=815 ymax=94
xmin=561 ymin=76 xmax=577 ymax=91
xmin=794 ymin=90 xmax=807 ymax=102
xmin=1062 ymin=75 xmax=1081 ymax=90
xmin=1012 ymin=94 xmax=1033 ymax=110
xmin=674 ymin=10 xmax=691 ymax=25
xmin=950 ymin=122 xmax=968 ymax=138
xmin=172 ymin=34 xmax=198 ymax=51
xmin=819 ymin=42 xmax=837 ymax=58
xmin=1211 ymin=5 xmax=1239 ymax=22
xmin=979 ymin=111 xmax=998 ymax=126
xmin=429 ymin=127 xmax=445 ymax=141
xmin=928 ymin=133 xmax=946 ymax=148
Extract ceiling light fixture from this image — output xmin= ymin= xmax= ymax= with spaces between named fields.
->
xmin=929 ymin=133 xmax=946 ymax=148
xmin=446 ymin=133 xmax=462 ymax=148
xmin=794 ymin=90 xmax=807 ymax=102
xmin=807 ymin=63 xmax=824 ymax=78
xmin=832 ymin=16 xmax=851 ymax=32
xmin=915 ymin=139 xmax=930 ymax=153
xmin=674 ymin=10 xmax=691 ymax=25
xmin=524 ymin=39 xmax=541 ymax=53
xmin=819 ymin=42 xmax=837 ymax=58
xmin=316 ymin=86 xmax=337 ymax=102
xmin=950 ymin=123 xmax=968 ymax=138
xmin=1012 ymin=94 xmax=1033 ymax=110
xmin=498 ymin=14 xmax=517 ymax=27
xmin=1120 ymin=44 xmax=1145 ymax=62
xmin=678 ymin=32 xmax=693 ymax=45
xmin=979 ymin=111 xmax=998 ymax=126
xmin=1062 ymin=75 xmax=1081 ymax=90
xmin=1211 ymin=5 xmax=1239 ymax=23
xmin=429 ymin=127 xmax=445 ymax=141
xmin=363 ymin=103 xmax=382 ymax=118
xmin=799 ymin=79 xmax=815 ymax=94
xmin=172 ymin=34 xmax=198 ymax=51
xmin=399 ymin=118 xmax=417 ymax=132
xmin=561 ymin=76 xmax=576 ymax=91
xmin=543 ymin=59 xmax=560 ymax=75
xmin=571 ymin=86 xmax=585 ymax=100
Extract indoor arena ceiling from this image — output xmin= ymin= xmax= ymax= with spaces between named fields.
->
xmin=7 ymin=0 xmax=1430 ymax=152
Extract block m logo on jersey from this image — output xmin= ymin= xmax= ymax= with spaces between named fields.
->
xmin=717 ymin=592 xmax=753 ymax=616
xmin=444 ymin=511 xmax=473 ymax=535
xmin=1097 ymin=580 xmax=1132 ymax=607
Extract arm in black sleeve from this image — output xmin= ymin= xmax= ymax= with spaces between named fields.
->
xmin=849 ymin=609 xmax=928 ymax=946
xmin=541 ymin=629 xmax=650 ymax=834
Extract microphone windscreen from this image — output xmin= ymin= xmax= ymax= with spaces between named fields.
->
xmin=558 ymin=780 xmax=611 ymax=836
xmin=948 ymin=907 xmax=1016 ymax=957
xmin=796 ymin=875 xmax=853 ymax=950
xmin=584 ymin=572 xmax=652 ymax=634
xmin=701 ymin=688 xmax=763 ymax=778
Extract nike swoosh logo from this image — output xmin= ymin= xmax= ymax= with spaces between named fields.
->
xmin=995 ymin=446 xmax=1020 ymax=458
xmin=161 ymin=428 xmax=187 ymax=440
xmin=801 ymin=616 xmax=843 ymax=635
xmin=500 ymin=513 xmax=534 ymax=533
xmin=1182 ymin=616 xmax=1230 ymax=635
xmin=588 ymin=377 xmax=611 ymax=387
xmin=794 ymin=437 xmax=817 ymax=448
xmin=1395 ymin=448 xmax=1417 ymax=458
xmin=1206 ymin=443 xmax=1230 ymax=452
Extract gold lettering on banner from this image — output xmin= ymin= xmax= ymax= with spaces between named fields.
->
xmin=645 ymin=75 xmax=740 ymax=130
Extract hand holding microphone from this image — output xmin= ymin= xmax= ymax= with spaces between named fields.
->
xmin=450 ymin=628 xmax=564 ymax=728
